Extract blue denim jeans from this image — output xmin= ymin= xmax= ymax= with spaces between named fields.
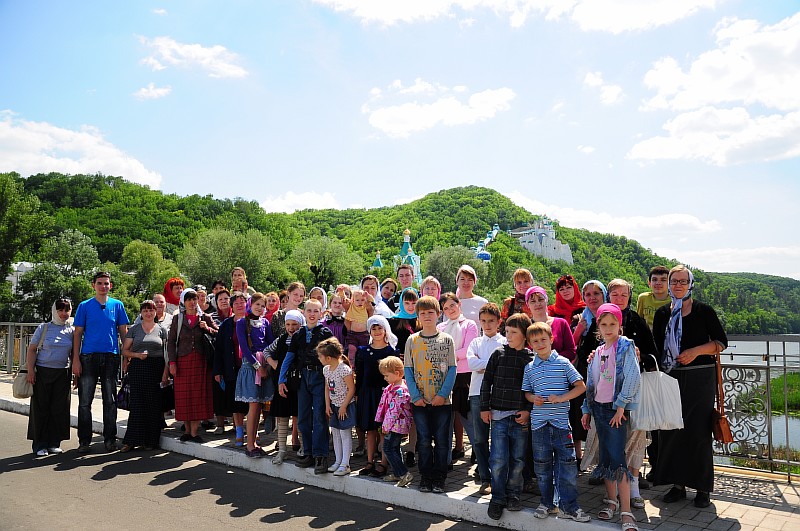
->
xmin=77 ymin=353 xmax=120 ymax=445
xmin=590 ymin=402 xmax=631 ymax=481
xmin=412 ymin=404 xmax=452 ymax=481
xmin=297 ymin=367 xmax=329 ymax=458
xmin=469 ymin=396 xmax=490 ymax=481
xmin=383 ymin=431 xmax=408 ymax=477
xmin=489 ymin=415 xmax=528 ymax=505
xmin=533 ymin=424 xmax=580 ymax=513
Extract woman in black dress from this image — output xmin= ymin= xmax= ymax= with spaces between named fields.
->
xmin=653 ymin=265 xmax=727 ymax=508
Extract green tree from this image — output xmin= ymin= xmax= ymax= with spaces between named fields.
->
xmin=422 ymin=245 xmax=488 ymax=294
xmin=178 ymin=228 xmax=289 ymax=293
xmin=120 ymin=240 xmax=180 ymax=297
xmin=16 ymin=230 xmax=100 ymax=320
xmin=290 ymin=236 xmax=366 ymax=291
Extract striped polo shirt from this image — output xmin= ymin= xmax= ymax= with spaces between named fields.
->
xmin=521 ymin=350 xmax=583 ymax=431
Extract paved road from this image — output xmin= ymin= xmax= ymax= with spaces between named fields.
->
xmin=0 ymin=410 xmax=487 ymax=530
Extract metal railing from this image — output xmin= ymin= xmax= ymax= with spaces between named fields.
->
xmin=1 ymin=322 xmax=40 ymax=373
xmin=716 ymin=334 xmax=800 ymax=482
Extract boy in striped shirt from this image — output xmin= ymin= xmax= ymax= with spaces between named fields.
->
xmin=522 ymin=321 xmax=590 ymax=523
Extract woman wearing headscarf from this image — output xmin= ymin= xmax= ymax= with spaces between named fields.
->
xmin=120 ymin=299 xmax=168 ymax=452
xmin=168 ymin=288 xmax=218 ymax=443
xmin=26 ymin=298 xmax=74 ymax=456
xmin=548 ymin=274 xmax=586 ymax=329
xmin=162 ymin=277 xmax=185 ymax=316
xmin=526 ymin=286 xmax=576 ymax=361
xmin=437 ymin=292 xmax=480 ymax=461
xmin=652 ymin=265 xmax=727 ymax=508
xmin=570 ymin=280 xmax=607 ymax=464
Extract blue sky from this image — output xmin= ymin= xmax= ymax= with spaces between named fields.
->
xmin=2 ymin=1 xmax=799 ymax=279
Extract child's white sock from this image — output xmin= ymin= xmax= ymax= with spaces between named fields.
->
xmin=332 ymin=428 xmax=343 ymax=466
xmin=630 ymin=476 xmax=641 ymax=498
xmin=339 ymin=428 xmax=352 ymax=468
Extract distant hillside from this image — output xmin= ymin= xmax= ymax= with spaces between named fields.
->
xmin=17 ymin=173 xmax=800 ymax=333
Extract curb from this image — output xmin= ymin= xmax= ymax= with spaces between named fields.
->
xmin=1 ymin=396 xmax=606 ymax=530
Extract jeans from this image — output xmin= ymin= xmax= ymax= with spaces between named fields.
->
xmin=591 ymin=402 xmax=631 ymax=481
xmin=533 ymin=424 xmax=580 ymax=513
xmin=412 ymin=404 xmax=452 ymax=481
xmin=469 ymin=396 xmax=490 ymax=481
xmin=383 ymin=431 xmax=408 ymax=477
xmin=77 ymin=353 xmax=120 ymax=445
xmin=297 ymin=367 xmax=329 ymax=457
xmin=489 ymin=415 xmax=527 ymax=505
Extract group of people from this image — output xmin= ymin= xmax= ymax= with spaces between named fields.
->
xmin=25 ymin=261 xmax=728 ymax=529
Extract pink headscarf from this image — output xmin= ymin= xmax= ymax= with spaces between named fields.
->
xmin=596 ymin=303 xmax=622 ymax=325
xmin=525 ymin=286 xmax=548 ymax=305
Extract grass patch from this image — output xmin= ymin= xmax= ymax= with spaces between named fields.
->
xmin=730 ymin=445 xmax=800 ymax=475
xmin=737 ymin=372 xmax=800 ymax=415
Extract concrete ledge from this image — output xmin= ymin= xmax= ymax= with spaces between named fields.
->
xmin=1 ymin=395 xmax=605 ymax=530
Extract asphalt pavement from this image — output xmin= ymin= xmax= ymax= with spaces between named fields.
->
xmin=0 ymin=410 xmax=488 ymax=530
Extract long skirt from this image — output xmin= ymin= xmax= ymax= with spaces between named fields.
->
xmin=175 ymin=351 xmax=213 ymax=421
xmin=213 ymin=371 xmax=248 ymax=417
xmin=269 ymin=374 xmax=298 ymax=418
xmin=27 ymin=366 xmax=71 ymax=450
xmin=654 ymin=365 xmax=716 ymax=492
xmin=123 ymin=356 xmax=165 ymax=447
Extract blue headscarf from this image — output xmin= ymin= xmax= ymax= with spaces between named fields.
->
xmin=663 ymin=267 xmax=694 ymax=373
xmin=394 ymin=287 xmax=419 ymax=320
xmin=579 ymin=280 xmax=607 ymax=336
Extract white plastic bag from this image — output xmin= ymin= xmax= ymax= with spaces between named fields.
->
xmin=630 ymin=369 xmax=684 ymax=431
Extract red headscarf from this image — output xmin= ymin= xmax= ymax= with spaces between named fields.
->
xmin=163 ymin=277 xmax=184 ymax=306
xmin=548 ymin=275 xmax=585 ymax=320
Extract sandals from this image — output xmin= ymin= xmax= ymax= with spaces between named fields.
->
xmin=371 ymin=463 xmax=387 ymax=478
xmin=598 ymin=498 xmax=619 ymax=521
xmin=358 ymin=462 xmax=375 ymax=476
xmin=621 ymin=511 xmax=638 ymax=531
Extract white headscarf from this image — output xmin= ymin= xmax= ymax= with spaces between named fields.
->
xmin=285 ymin=309 xmax=306 ymax=327
xmin=367 ymin=315 xmax=398 ymax=350
xmin=51 ymin=300 xmax=73 ymax=326
xmin=180 ymin=288 xmax=203 ymax=315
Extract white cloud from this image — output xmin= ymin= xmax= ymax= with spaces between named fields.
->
xmin=313 ymin=0 xmax=717 ymax=32
xmin=133 ymin=82 xmax=172 ymax=100
xmin=0 ymin=110 xmax=162 ymax=188
xmin=261 ymin=191 xmax=342 ymax=213
xmin=583 ymin=71 xmax=624 ymax=105
xmin=153 ymin=8 xmax=167 ymax=16
xmin=459 ymin=17 xmax=476 ymax=29
xmin=139 ymin=36 xmax=248 ymax=78
xmin=652 ymin=245 xmax=800 ymax=280
xmin=642 ymin=14 xmax=800 ymax=112
xmin=628 ymin=107 xmax=800 ymax=165
xmin=363 ymin=79 xmax=515 ymax=137
xmin=577 ymin=145 xmax=595 ymax=154
xmin=505 ymin=190 xmax=721 ymax=243
xmin=633 ymin=13 xmax=800 ymax=166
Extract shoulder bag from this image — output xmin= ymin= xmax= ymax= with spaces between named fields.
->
xmin=712 ymin=354 xmax=734 ymax=443
xmin=13 ymin=323 xmax=47 ymax=399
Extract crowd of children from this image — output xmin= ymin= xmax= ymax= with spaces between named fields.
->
xmin=108 ymin=263 xmax=691 ymax=529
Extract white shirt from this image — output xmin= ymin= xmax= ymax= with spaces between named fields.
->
xmin=466 ymin=332 xmax=507 ymax=396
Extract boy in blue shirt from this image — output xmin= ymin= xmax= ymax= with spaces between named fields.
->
xmin=523 ymin=321 xmax=590 ymax=523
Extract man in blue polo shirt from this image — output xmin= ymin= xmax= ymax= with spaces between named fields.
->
xmin=72 ymin=271 xmax=129 ymax=452
xmin=522 ymin=321 xmax=590 ymax=523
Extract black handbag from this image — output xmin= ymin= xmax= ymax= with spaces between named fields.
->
xmin=160 ymin=380 xmax=175 ymax=412
xmin=116 ymin=374 xmax=131 ymax=410
xmin=200 ymin=331 xmax=216 ymax=365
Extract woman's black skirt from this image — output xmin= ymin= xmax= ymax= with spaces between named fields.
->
xmin=27 ymin=366 xmax=71 ymax=448
xmin=123 ymin=356 xmax=166 ymax=448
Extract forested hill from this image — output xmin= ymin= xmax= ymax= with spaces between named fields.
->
xmin=13 ymin=172 xmax=800 ymax=333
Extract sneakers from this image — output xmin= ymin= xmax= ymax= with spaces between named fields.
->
xmin=506 ymin=497 xmax=522 ymax=511
xmin=77 ymin=443 xmax=91 ymax=454
xmin=213 ymin=426 xmax=225 ymax=435
xmin=478 ymin=482 xmax=492 ymax=495
xmin=333 ymin=466 xmax=351 ymax=476
xmin=48 ymin=447 xmax=63 ymax=454
xmin=418 ymin=479 xmax=433 ymax=493
xmin=487 ymin=502 xmax=504 ymax=520
xmin=534 ymin=505 xmax=557 ymax=519
xmin=396 ymin=471 xmax=413 ymax=487
xmin=632 ymin=497 xmax=645 ymax=509
xmin=35 ymin=449 xmax=49 ymax=457
xmin=295 ymin=455 xmax=314 ymax=468
xmin=383 ymin=474 xmax=400 ymax=482
xmin=314 ymin=457 xmax=329 ymax=474
xmin=559 ymin=508 xmax=591 ymax=523
xmin=272 ymin=451 xmax=286 ymax=465
xmin=431 ymin=481 xmax=445 ymax=494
